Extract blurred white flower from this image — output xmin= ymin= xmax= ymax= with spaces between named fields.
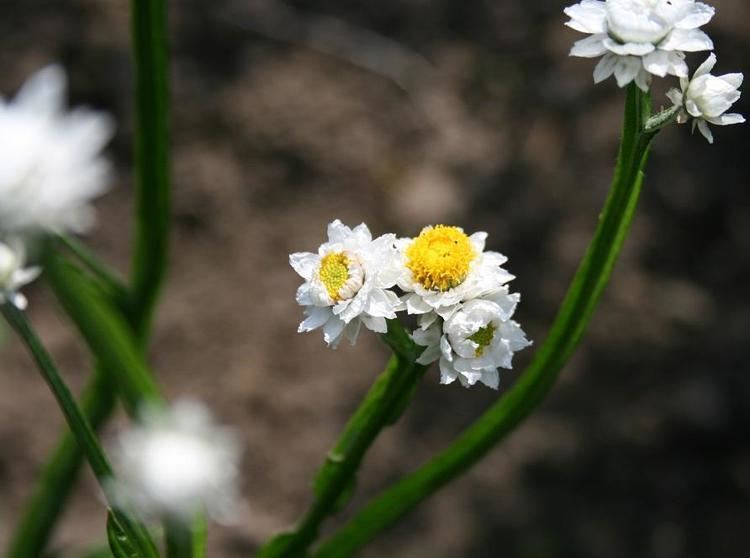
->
xmin=0 ymin=64 xmax=114 ymax=234
xmin=565 ymin=0 xmax=715 ymax=91
xmin=0 ymin=239 xmax=41 ymax=310
xmin=290 ymin=220 xmax=403 ymax=348
xmin=393 ymin=225 xmax=514 ymax=324
xmin=412 ymin=289 xmax=531 ymax=390
xmin=667 ymin=53 xmax=745 ymax=143
xmin=110 ymin=399 xmax=241 ymax=523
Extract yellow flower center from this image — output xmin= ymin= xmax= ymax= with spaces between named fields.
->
xmin=319 ymin=252 xmax=350 ymax=301
xmin=468 ymin=323 xmax=496 ymax=356
xmin=405 ymin=225 xmax=476 ymax=291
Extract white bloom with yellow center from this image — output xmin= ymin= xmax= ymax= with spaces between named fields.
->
xmin=413 ymin=289 xmax=531 ymax=389
xmin=290 ymin=220 xmax=403 ymax=348
xmin=565 ymin=0 xmax=715 ymax=91
xmin=0 ymin=239 xmax=40 ymax=310
xmin=667 ymin=53 xmax=744 ymax=143
xmin=110 ymin=399 xmax=241 ymax=523
xmin=0 ymin=65 xmax=113 ymax=233
xmin=394 ymin=225 xmax=514 ymax=322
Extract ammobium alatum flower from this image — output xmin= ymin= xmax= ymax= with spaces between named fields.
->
xmin=0 ymin=239 xmax=40 ymax=310
xmin=413 ymin=290 xmax=531 ymax=389
xmin=290 ymin=220 xmax=403 ymax=348
xmin=0 ymin=64 xmax=113 ymax=234
xmin=110 ymin=399 xmax=241 ymax=523
xmin=667 ymin=53 xmax=745 ymax=143
xmin=565 ymin=0 xmax=715 ymax=91
xmin=393 ymin=225 xmax=514 ymax=323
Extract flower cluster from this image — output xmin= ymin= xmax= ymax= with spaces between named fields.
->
xmin=0 ymin=64 xmax=113 ymax=308
xmin=565 ymin=0 xmax=744 ymax=142
xmin=290 ymin=221 xmax=531 ymax=389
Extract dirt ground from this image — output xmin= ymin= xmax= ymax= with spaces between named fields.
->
xmin=0 ymin=1 xmax=749 ymax=557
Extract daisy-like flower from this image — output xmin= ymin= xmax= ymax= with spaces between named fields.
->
xmin=290 ymin=220 xmax=403 ymax=348
xmin=565 ymin=0 xmax=715 ymax=91
xmin=413 ymin=289 xmax=531 ymax=389
xmin=394 ymin=225 xmax=514 ymax=325
xmin=0 ymin=64 xmax=113 ymax=234
xmin=110 ymin=399 xmax=241 ymax=523
xmin=0 ymin=239 xmax=41 ymax=310
xmin=667 ymin=53 xmax=745 ymax=143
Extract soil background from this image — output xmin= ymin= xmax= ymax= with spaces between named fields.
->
xmin=0 ymin=1 xmax=749 ymax=557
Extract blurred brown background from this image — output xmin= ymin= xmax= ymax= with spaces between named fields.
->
xmin=0 ymin=1 xmax=748 ymax=556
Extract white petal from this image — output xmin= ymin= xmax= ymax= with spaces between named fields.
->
xmin=404 ymin=293 xmax=432 ymax=315
xmin=416 ymin=343 xmax=441 ymax=365
xmin=660 ymin=29 xmax=713 ymax=52
xmin=719 ymin=73 xmax=744 ymax=90
xmin=693 ymin=53 xmax=717 ymax=79
xmin=298 ymin=306 xmax=330 ymax=332
xmin=323 ymin=316 xmax=347 ymax=345
xmin=643 ymin=50 xmax=670 ymax=77
xmin=705 ymin=113 xmax=745 ymax=126
xmin=326 ymin=219 xmax=351 ymax=243
xmin=344 ymin=320 xmax=362 ymax=345
xmin=570 ymin=34 xmax=608 ymax=58
xmin=360 ymin=314 xmax=387 ymax=334
xmin=364 ymin=288 xmax=400 ymax=318
xmin=696 ymin=119 xmax=714 ymax=143
xmin=614 ymin=57 xmax=641 ymax=87
xmin=666 ymin=88 xmax=684 ymax=107
xmin=674 ymin=2 xmax=715 ymax=30
xmin=564 ymin=1 xmax=607 ymax=34
xmin=603 ymin=38 xmax=654 ymax=56
xmin=438 ymin=358 xmax=458 ymax=385
xmin=289 ymin=252 xmax=318 ymax=280
xmin=478 ymin=369 xmax=500 ymax=390
xmin=593 ymin=54 xmax=617 ymax=83
xmin=14 ymin=64 xmax=66 ymax=115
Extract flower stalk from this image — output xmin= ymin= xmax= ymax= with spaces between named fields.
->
xmin=311 ymin=84 xmax=656 ymax=557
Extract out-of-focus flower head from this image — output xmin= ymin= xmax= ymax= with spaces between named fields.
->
xmin=110 ymin=399 xmax=241 ymax=523
xmin=0 ymin=65 xmax=114 ymax=234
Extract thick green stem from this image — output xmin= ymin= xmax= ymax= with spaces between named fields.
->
xmin=312 ymin=85 xmax=655 ymax=557
xmin=258 ymin=321 xmax=426 ymax=558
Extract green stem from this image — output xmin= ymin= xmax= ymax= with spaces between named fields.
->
xmin=258 ymin=322 xmax=426 ymax=558
xmin=312 ymin=84 xmax=655 ymax=557
xmin=130 ymin=0 xmax=171 ymax=344
xmin=5 ymin=0 xmax=172 ymax=555
xmin=0 ymin=304 xmax=113 ymax=483
xmin=164 ymin=518 xmax=192 ymax=558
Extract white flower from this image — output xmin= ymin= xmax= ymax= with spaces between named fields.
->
xmin=0 ymin=239 xmax=41 ymax=310
xmin=290 ymin=220 xmax=404 ymax=348
xmin=565 ymin=0 xmax=715 ymax=91
xmin=393 ymin=225 xmax=514 ymax=323
xmin=667 ymin=53 xmax=745 ymax=143
xmin=0 ymin=64 xmax=114 ymax=234
xmin=110 ymin=399 xmax=241 ymax=523
xmin=412 ymin=289 xmax=531 ymax=389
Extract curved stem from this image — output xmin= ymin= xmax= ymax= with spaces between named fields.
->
xmin=312 ymin=84 xmax=655 ymax=557
xmin=258 ymin=321 xmax=426 ymax=558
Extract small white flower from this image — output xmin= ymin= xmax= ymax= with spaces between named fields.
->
xmin=565 ymin=0 xmax=715 ymax=91
xmin=667 ymin=53 xmax=745 ymax=143
xmin=393 ymin=225 xmax=514 ymax=323
xmin=290 ymin=220 xmax=404 ymax=348
xmin=0 ymin=239 xmax=41 ymax=310
xmin=110 ymin=399 xmax=241 ymax=523
xmin=0 ymin=64 xmax=114 ymax=234
xmin=412 ymin=289 xmax=531 ymax=390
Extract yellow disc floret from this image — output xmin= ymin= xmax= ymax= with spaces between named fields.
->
xmin=405 ymin=225 xmax=476 ymax=291
xmin=468 ymin=323 xmax=496 ymax=357
xmin=319 ymin=252 xmax=350 ymax=301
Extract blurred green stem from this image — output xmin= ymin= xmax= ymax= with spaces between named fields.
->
xmin=312 ymin=84 xmax=656 ymax=557
xmin=5 ymin=0 xmax=172 ymax=554
xmin=257 ymin=321 xmax=426 ymax=558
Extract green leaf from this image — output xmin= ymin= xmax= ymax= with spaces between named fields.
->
xmin=312 ymin=85 xmax=655 ymax=558
xmin=45 ymin=253 xmax=162 ymax=412
xmin=106 ymin=510 xmax=160 ymax=558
